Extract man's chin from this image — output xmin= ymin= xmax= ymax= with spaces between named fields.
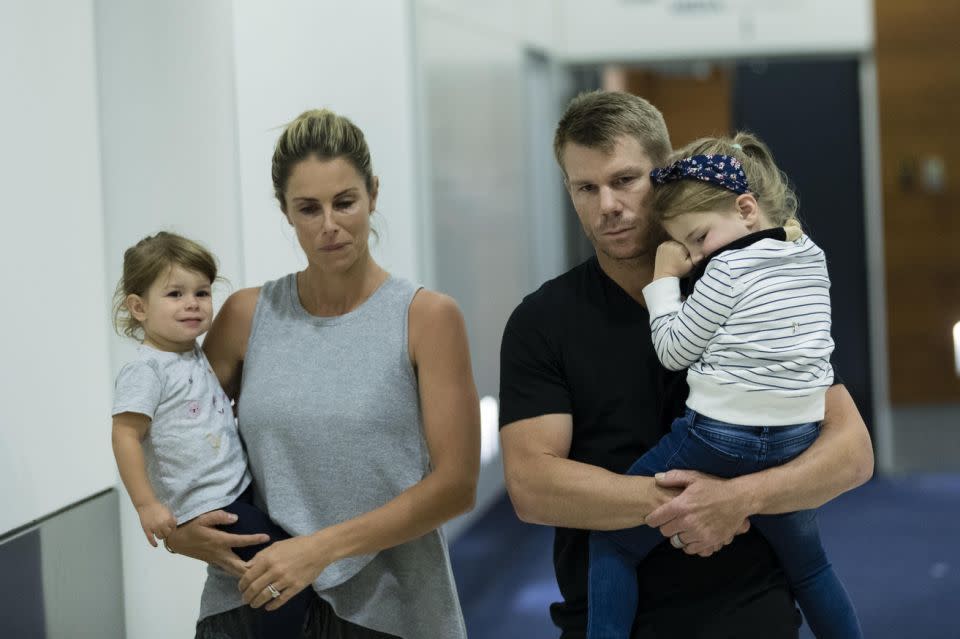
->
xmin=599 ymin=243 xmax=652 ymax=263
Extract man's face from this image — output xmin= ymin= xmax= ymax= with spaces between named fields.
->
xmin=562 ymin=136 xmax=656 ymax=263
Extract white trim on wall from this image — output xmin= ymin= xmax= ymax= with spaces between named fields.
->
xmin=859 ymin=54 xmax=893 ymax=474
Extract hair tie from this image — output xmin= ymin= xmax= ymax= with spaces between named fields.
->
xmin=731 ymin=143 xmax=742 ymax=150
xmin=650 ymin=154 xmax=750 ymax=194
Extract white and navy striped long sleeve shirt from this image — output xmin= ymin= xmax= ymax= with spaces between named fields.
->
xmin=642 ymin=234 xmax=834 ymax=426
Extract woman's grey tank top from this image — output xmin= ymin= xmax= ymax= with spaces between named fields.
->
xmin=198 ymin=273 xmax=466 ymax=639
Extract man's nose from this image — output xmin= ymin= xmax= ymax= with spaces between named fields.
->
xmin=598 ymin=186 xmax=620 ymax=215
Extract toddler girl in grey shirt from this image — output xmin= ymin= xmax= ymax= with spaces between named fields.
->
xmin=110 ymin=231 xmax=311 ymax=637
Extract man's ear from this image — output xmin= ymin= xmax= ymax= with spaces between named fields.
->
xmin=126 ymin=294 xmax=147 ymax=322
xmin=736 ymin=193 xmax=761 ymax=229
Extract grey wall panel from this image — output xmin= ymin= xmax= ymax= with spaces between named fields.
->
xmin=0 ymin=529 xmax=47 ymax=638
xmin=891 ymin=405 xmax=960 ymax=473
xmin=40 ymin=491 xmax=124 ymax=639
xmin=416 ymin=8 xmax=569 ymax=539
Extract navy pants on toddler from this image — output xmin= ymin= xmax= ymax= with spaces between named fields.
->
xmin=220 ymin=488 xmax=316 ymax=639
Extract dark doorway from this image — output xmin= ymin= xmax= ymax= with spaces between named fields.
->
xmin=733 ymin=58 xmax=873 ymax=430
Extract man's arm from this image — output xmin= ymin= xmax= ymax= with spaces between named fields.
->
xmin=646 ymin=383 xmax=874 ymax=555
xmin=500 ymin=413 xmax=678 ymax=530
xmin=735 ymin=382 xmax=874 ymax=512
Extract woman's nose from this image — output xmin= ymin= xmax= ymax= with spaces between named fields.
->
xmin=320 ymin=211 xmax=340 ymax=234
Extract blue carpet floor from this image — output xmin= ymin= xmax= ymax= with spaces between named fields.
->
xmin=450 ymin=474 xmax=960 ymax=638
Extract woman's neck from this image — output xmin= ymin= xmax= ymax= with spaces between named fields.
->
xmin=297 ymin=257 xmax=388 ymax=317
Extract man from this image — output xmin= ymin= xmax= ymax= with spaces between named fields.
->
xmin=498 ymin=91 xmax=874 ymax=638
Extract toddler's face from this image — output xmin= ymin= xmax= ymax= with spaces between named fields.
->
xmin=662 ymin=209 xmax=753 ymax=265
xmin=134 ymin=265 xmax=213 ymax=352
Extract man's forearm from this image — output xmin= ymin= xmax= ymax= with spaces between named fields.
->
xmin=733 ymin=384 xmax=874 ymax=515
xmin=507 ymin=453 xmax=676 ymax=530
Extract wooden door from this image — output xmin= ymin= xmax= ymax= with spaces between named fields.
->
xmin=876 ymin=0 xmax=960 ymax=403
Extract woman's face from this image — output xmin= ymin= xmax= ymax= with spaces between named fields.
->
xmin=283 ymin=155 xmax=378 ymax=274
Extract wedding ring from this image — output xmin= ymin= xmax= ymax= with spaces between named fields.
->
xmin=266 ymin=583 xmax=281 ymax=599
xmin=670 ymin=533 xmax=686 ymax=549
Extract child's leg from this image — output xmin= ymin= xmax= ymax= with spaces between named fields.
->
xmin=219 ymin=492 xmax=315 ymax=639
xmin=220 ymin=494 xmax=288 ymax=561
xmin=588 ymin=411 xmax=713 ymax=639
xmin=587 ymin=533 xmax=647 ymax=639
xmin=751 ymin=511 xmax=862 ymax=639
xmin=600 ymin=409 xmax=748 ymax=555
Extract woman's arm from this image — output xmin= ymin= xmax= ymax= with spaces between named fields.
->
xmin=164 ymin=288 xmax=269 ymax=573
xmin=645 ymin=383 xmax=874 ymax=555
xmin=239 ymin=290 xmax=481 ymax=610
xmin=112 ymin=412 xmax=176 ymax=547
xmin=202 ymin=287 xmax=260 ymax=399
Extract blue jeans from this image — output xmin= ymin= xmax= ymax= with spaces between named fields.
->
xmin=587 ymin=409 xmax=861 ymax=639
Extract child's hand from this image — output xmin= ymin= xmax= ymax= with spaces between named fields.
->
xmin=654 ymin=241 xmax=694 ymax=279
xmin=137 ymin=502 xmax=177 ymax=548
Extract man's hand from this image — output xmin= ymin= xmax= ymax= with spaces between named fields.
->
xmin=653 ymin=241 xmax=694 ymax=280
xmin=645 ymin=470 xmax=751 ymax=556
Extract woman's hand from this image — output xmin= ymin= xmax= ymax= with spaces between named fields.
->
xmin=164 ymin=510 xmax=269 ymax=577
xmin=239 ymin=534 xmax=332 ymax=611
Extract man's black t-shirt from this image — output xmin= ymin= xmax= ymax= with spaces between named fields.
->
xmin=499 ymin=256 xmax=801 ymax=639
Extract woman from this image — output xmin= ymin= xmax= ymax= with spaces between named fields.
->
xmin=165 ymin=109 xmax=480 ymax=638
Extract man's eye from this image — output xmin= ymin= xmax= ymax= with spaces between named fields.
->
xmin=300 ymin=205 xmax=318 ymax=214
xmin=579 ymin=185 xmax=595 ymax=193
xmin=616 ymin=176 xmax=634 ymax=186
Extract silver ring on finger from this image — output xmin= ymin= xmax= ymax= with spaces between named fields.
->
xmin=266 ymin=583 xmax=281 ymax=599
xmin=670 ymin=533 xmax=686 ymax=549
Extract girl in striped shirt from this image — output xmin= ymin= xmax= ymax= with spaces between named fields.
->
xmin=587 ymin=133 xmax=861 ymax=639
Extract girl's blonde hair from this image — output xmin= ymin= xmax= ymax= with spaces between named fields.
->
xmin=112 ymin=232 xmax=218 ymax=339
xmin=650 ymin=131 xmax=799 ymax=229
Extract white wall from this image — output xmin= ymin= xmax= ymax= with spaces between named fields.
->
xmin=555 ymin=0 xmax=874 ymax=62
xmin=0 ymin=0 xmax=115 ymax=536
xmin=232 ymin=0 xmax=421 ymax=286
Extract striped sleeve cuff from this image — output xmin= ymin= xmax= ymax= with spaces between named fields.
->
xmin=642 ymin=276 xmax=682 ymax=319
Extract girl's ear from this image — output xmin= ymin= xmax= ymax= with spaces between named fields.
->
xmin=126 ymin=294 xmax=147 ymax=322
xmin=735 ymin=193 xmax=761 ymax=229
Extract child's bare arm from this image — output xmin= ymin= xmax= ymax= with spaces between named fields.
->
xmin=112 ymin=412 xmax=177 ymax=546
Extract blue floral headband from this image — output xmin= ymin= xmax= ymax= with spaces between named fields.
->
xmin=649 ymin=154 xmax=750 ymax=194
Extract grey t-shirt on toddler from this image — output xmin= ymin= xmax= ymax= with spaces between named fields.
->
xmin=112 ymin=343 xmax=251 ymax=524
